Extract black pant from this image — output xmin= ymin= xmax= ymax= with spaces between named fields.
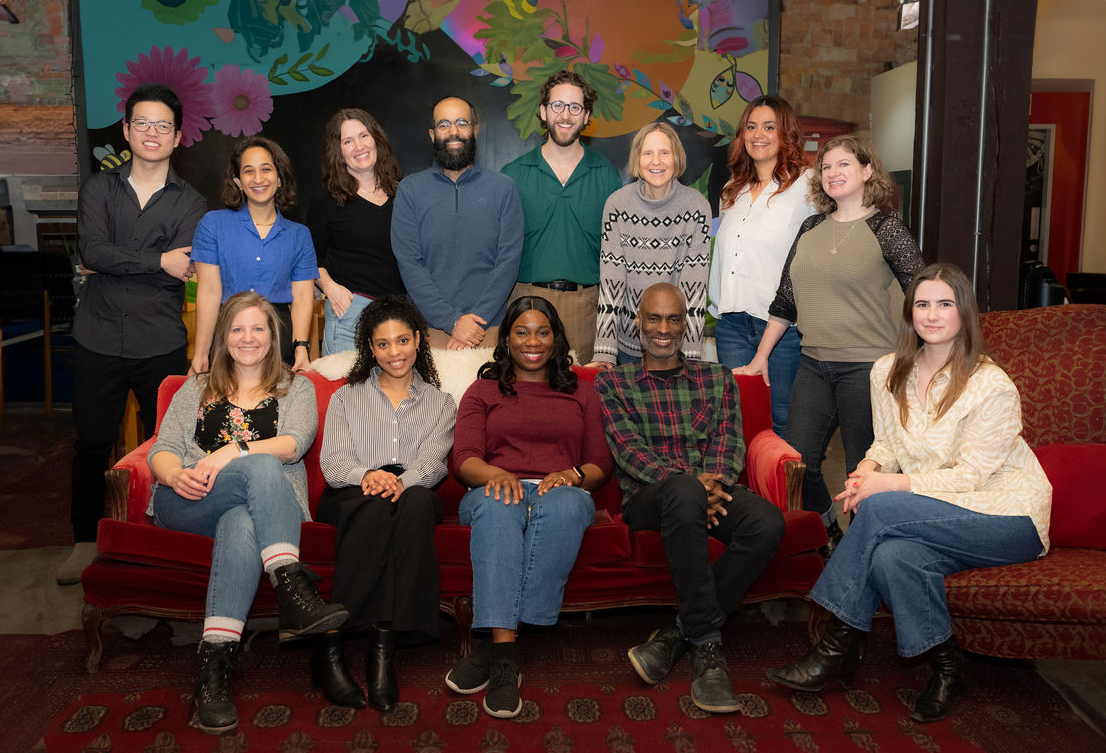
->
xmin=316 ymin=484 xmax=442 ymax=638
xmin=70 ymin=343 xmax=187 ymax=542
xmin=623 ymin=474 xmax=785 ymax=643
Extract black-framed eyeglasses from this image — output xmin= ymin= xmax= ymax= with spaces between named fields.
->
xmin=547 ymin=101 xmax=584 ymax=116
xmin=434 ymin=118 xmax=473 ymax=132
xmin=130 ymin=118 xmax=175 ymax=135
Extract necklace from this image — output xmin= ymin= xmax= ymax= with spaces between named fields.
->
xmin=830 ymin=218 xmax=858 ymax=254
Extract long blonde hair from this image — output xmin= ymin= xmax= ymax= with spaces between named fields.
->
xmin=886 ymin=263 xmax=990 ymax=426
xmin=201 ymin=292 xmax=292 ymax=405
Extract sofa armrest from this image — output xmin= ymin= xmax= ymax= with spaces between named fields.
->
xmin=745 ymin=429 xmax=806 ymax=512
xmin=106 ymin=438 xmax=157 ymax=523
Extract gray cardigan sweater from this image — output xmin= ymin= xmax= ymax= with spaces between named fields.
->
xmin=149 ymin=373 xmax=318 ymax=519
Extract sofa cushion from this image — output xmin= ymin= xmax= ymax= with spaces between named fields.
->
xmin=945 ymin=547 xmax=1106 ymax=624
xmin=1034 ymin=443 xmax=1106 ymax=550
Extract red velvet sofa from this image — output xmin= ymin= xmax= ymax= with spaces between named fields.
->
xmin=82 ymin=368 xmax=828 ymax=671
xmin=943 ymin=304 xmax=1106 ymax=660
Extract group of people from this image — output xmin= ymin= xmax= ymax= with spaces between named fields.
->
xmin=62 ymin=72 xmax=1051 ymax=734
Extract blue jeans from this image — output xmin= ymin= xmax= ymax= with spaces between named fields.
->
xmin=812 ymin=491 xmax=1042 ymax=657
xmin=152 ymin=454 xmax=305 ymax=623
xmin=786 ymin=356 xmax=875 ymax=523
xmin=459 ymin=481 xmax=595 ymax=629
xmin=323 ymin=294 xmax=372 ymax=356
xmin=714 ymin=312 xmax=801 ymax=439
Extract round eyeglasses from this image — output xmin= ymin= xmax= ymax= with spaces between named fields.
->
xmin=547 ymin=101 xmax=584 ymax=116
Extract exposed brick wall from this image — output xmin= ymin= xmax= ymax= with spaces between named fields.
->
xmin=0 ymin=0 xmax=75 ymax=174
xmin=778 ymin=0 xmax=918 ymax=138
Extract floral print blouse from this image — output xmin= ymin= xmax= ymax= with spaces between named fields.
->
xmin=194 ymin=396 xmax=278 ymax=454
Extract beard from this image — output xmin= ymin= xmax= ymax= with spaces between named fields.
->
xmin=544 ymin=115 xmax=585 ymax=147
xmin=434 ymin=134 xmax=476 ymax=171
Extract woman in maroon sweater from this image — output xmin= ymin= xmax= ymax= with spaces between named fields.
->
xmin=444 ymin=296 xmax=612 ymax=719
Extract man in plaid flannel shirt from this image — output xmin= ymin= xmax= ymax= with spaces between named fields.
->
xmin=595 ymin=283 xmax=784 ymax=714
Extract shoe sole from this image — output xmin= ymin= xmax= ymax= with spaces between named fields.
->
xmin=195 ymin=706 xmax=238 ymax=735
xmin=444 ymin=671 xmax=488 ymax=694
xmin=278 ymin=609 xmax=350 ymax=642
xmin=691 ymin=694 xmax=741 ymax=714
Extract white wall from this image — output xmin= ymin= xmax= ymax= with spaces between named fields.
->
xmin=871 ymin=61 xmax=917 ymax=173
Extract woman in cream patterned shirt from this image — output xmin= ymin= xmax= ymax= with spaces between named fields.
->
xmin=765 ymin=262 xmax=1051 ymax=725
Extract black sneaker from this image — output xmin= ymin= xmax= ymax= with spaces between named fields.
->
xmin=482 ymin=656 xmax=523 ymax=718
xmin=445 ymin=645 xmax=493 ymax=694
xmin=689 ymin=642 xmax=740 ymax=714
xmin=628 ymin=625 xmax=689 ymax=684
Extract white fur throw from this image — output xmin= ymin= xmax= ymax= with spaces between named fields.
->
xmin=306 ymin=347 xmax=495 ymax=406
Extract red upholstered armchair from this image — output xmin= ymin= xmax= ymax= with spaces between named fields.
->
xmin=83 ymin=368 xmax=827 ymax=671
xmin=943 ymin=304 xmax=1106 ymax=660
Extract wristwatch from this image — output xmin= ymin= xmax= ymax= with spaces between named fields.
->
xmin=236 ymin=439 xmax=249 ymax=457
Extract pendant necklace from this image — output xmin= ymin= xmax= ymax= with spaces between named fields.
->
xmin=830 ymin=218 xmax=857 ymax=254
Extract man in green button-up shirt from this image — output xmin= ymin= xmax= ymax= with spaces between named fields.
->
xmin=502 ymin=70 xmax=622 ymax=363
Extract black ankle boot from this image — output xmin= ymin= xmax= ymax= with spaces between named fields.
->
xmin=911 ymin=638 xmax=966 ymax=723
xmin=311 ymin=633 xmax=366 ymax=708
xmin=195 ymin=640 xmax=238 ymax=735
xmin=823 ymin=520 xmax=845 ymax=559
xmin=365 ymin=625 xmax=398 ymax=711
xmin=766 ymin=615 xmax=865 ymax=691
xmin=271 ymin=562 xmax=349 ymax=641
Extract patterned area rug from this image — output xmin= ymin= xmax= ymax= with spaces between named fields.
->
xmin=5 ymin=614 xmax=1101 ymax=753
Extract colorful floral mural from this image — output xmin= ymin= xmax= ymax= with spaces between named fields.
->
xmin=81 ymin=0 xmax=774 ymax=194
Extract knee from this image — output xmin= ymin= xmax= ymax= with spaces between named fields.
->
xmin=239 ymin=453 xmax=283 ymax=478
xmin=399 ymin=486 xmax=440 ymax=525
xmin=540 ymin=486 xmax=595 ymax=526
xmin=656 ymin=474 xmax=707 ymax=521
xmin=214 ymin=506 xmax=258 ymax=552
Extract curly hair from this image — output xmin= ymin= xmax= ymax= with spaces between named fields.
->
xmin=720 ymin=96 xmax=807 ymax=210
xmin=220 ymin=135 xmax=298 ymax=212
xmin=202 ymin=292 xmax=292 ymax=405
xmin=539 ymin=69 xmax=598 ymax=120
xmin=478 ymin=296 xmax=577 ymax=396
xmin=808 ymin=134 xmax=892 ymax=215
xmin=886 ymin=263 xmax=991 ymax=427
xmin=346 ymin=296 xmax=440 ymax=388
xmin=321 ymin=108 xmax=403 ymax=205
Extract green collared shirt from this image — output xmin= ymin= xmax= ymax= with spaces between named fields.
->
xmin=502 ymin=145 xmax=622 ymax=285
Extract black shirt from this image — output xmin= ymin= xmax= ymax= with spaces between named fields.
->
xmin=74 ymin=161 xmax=207 ymax=358
xmin=305 ymin=188 xmax=405 ymax=299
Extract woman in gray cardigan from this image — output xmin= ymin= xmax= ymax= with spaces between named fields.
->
xmin=149 ymin=292 xmax=346 ymax=735
xmin=590 ymin=121 xmax=712 ymax=366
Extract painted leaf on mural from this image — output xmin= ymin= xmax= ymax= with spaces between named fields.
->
xmin=505 ymin=58 xmax=566 ymax=140
xmin=227 ymin=0 xmax=362 ymax=61
xmin=141 ymin=0 xmax=219 ymax=26
xmin=404 ymin=0 xmax=461 ymax=34
xmin=710 ymin=66 xmax=735 ymax=109
xmin=474 ymin=0 xmax=555 ymax=67
xmin=733 ymin=70 xmax=764 ymax=102
xmin=574 ymin=62 xmax=624 ymax=122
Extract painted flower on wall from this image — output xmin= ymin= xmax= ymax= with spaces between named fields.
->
xmin=211 ymin=65 xmax=274 ymax=138
xmin=114 ymin=46 xmax=214 ymax=147
xmin=141 ymin=0 xmax=219 ymax=26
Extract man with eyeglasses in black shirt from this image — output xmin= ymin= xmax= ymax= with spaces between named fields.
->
xmin=59 ymin=82 xmax=206 ymax=585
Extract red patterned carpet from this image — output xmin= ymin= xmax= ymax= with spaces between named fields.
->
xmin=4 ymin=614 xmax=1100 ymax=753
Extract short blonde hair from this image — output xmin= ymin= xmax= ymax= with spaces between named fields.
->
xmin=627 ymin=122 xmax=687 ymax=180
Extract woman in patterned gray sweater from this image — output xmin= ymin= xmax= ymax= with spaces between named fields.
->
xmin=589 ymin=122 xmax=712 ymax=366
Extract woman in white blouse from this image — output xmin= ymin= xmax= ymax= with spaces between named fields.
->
xmin=765 ymin=263 xmax=1051 ymax=724
xmin=708 ymin=96 xmax=814 ymax=437
xmin=316 ymin=296 xmax=457 ymax=710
